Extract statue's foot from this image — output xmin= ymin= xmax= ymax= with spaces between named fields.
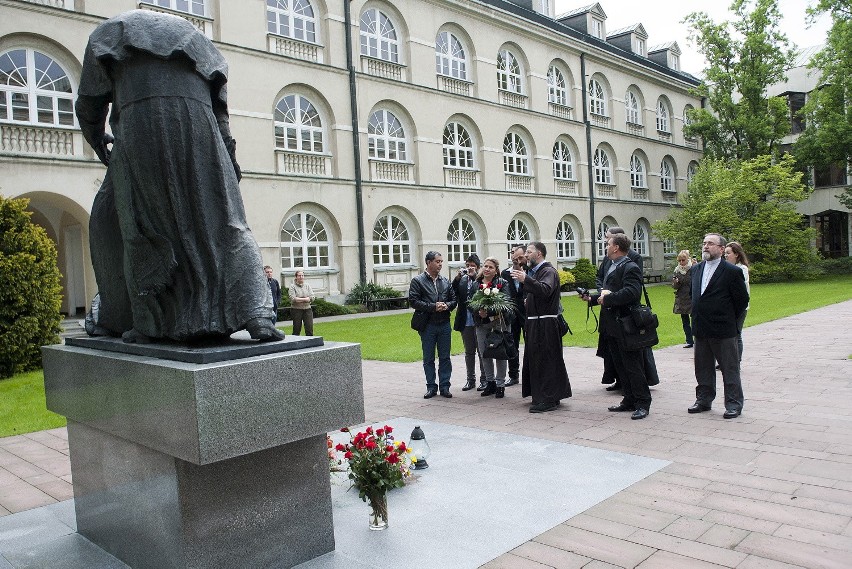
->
xmin=246 ymin=318 xmax=285 ymax=342
xmin=122 ymin=329 xmax=151 ymax=344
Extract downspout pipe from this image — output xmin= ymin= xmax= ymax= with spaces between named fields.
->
xmin=581 ymin=53 xmax=597 ymax=265
xmin=344 ymin=0 xmax=367 ymax=284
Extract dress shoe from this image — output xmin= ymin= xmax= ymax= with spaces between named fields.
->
xmin=424 ymin=387 xmax=438 ymax=399
xmin=684 ymin=344 xmax=694 ymax=348
xmin=495 ymin=386 xmax=505 ymax=399
xmin=462 ymin=380 xmax=476 ymax=391
xmin=723 ymin=409 xmax=741 ymax=419
xmin=529 ymin=402 xmax=557 ymax=413
xmin=440 ymin=390 xmax=453 ymax=398
xmin=631 ymin=408 xmax=649 ymax=420
xmin=608 ymin=403 xmax=636 ymax=412
xmin=476 ymin=382 xmax=486 ymax=391
xmin=687 ymin=402 xmax=711 ymax=414
xmin=504 ymin=377 xmax=519 ymax=387
xmin=481 ymin=382 xmax=496 ymax=396
xmin=605 ymin=383 xmax=622 ymax=392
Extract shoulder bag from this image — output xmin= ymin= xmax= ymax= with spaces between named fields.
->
xmin=410 ymin=310 xmax=428 ymax=332
xmin=617 ymin=284 xmax=659 ymax=351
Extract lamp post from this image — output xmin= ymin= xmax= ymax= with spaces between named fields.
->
xmin=408 ymin=425 xmax=431 ymax=469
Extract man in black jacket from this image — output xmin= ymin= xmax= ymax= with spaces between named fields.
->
xmin=264 ymin=265 xmax=281 ymax=324
xmin=409 ymin=251 xmax=458 ymax=399
xmin=500 ymin=246 xmax=527 ymax=387
xmin=688 ymin=234 xmax=749 ymax=419
xmin=589 ymin=234 xmax=651 ymax=419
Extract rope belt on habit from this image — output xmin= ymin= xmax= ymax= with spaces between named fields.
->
xmin=527 ymin=315 xmax=558 ymax=319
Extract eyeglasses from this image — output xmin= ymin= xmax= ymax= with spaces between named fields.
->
xmin=702 ymin=241 xmax=721 ymax=246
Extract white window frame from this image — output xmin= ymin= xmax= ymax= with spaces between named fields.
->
xmin=435 ymin=31 xmax=467 ymax=80
xmin=556 ymin=220 xmax=578 ymax=260
xmin=686 ymin=161 xmax=697 ymax=184
xmin=547 ymin=65 xmax=567 ymax=106
xmin=274 ymin=94 xmax=324 ymax=153
xmin=630 ymin=154 xmax=646 ymax=188
xmin=372 ymin=214 xmax=412 ymax=266
xmin=503 ymin=132 xmax=528 ymax=175
xmin=266 ymin=0 xmax=317 ymax=44
xmin=507 ymin=218 xmax=531 ymax=257
xmin=625 ymin=90 xmax=640 ymax=125
xmin=671 ymin=54 xmax=680 ymax=71
xmin=280 ymin=212 xmax=331 ymax=269
xmin=591 ymin=18 xmax=603 ymax=39
xmin=141 ymin=0 xmax=206 ymax=16
xmin=593 ymin=148 xmax=612 ymax=184
xmin=360 ymin=8 xmax=399 ymax=63
xmin=588 ymin=79 xmax=607 ymax=116
xmin=656 ymin=99 xmax=670 ymax=133
xmin=497 ymin=49 xmax=523 ymax=94
xmin=661 ymin=159 xmax=674 ymax=191
xmin=0 ymin=48 xmax=75 ymax=127
xmin=447 ymin=217 xmax=478 ymax=263
xmin=597 ymin=221 xmax=610 ymax=260
xmin=632 ymin=223 xmax=648 ymax=256
xmin=443 ymin=122 xmax=474 ymax=170
xmin=368 ymin=109 xmax=407 ymax=162
xmin=636 ymin=38 xmax=646 ymax=56
xmin=552 ymin=141 xmax=573 ymax=180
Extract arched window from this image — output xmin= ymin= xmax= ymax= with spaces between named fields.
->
xmin=280 ymin=212 xmax=331 ymax=269
xmin=660 ymin=159 xmax=674 ymax=191
xmin=556 ymin=220 xmax=577 ymax=259
xmin=274 ymin=94 xmax=323 ymax=153
xmin=593 ymin=148 xmax=612 ymax=184
xmin=360 ymin=8 xmax=399 ymax=63
xmin=266 ymin=0 xmax=317 ymax=43
xmin=0 ymin=49 xmax=74 ymax=126
xmin=686 ymin=161 xmax=698 ymax=184
xmin=684 ymin=105 xmax=696 ymax=139
xmin=446 ymin=216 xmax=478 ymax=263
xmin=368 ymin=109 xmax=406 ymax=161
xmin=588 ymin=79 xmax=606 ymax=116
xmin=507 ymin=218 xmax=530 ymax=257
xmin=597 ymin=221 xmax=610 ymax=260
xmin=443 ymin=122 xmax=474 ymax=169
xmin=372 ymin=214 xmax=412 ymax=266
xmin=141 ymin=0 xmax=205 ymax=16
xmin=625 ymin=90 xmax=640 ymax=125
xmin=503 ymin=132 xmax=528 ymax=175
xmin=547 ymin=65 xmax=567 ymax=106
xmin=656 ymin=99 xmax=670 ymax=133
xmin=630 ymin=154 xmax=646 ymax=188
xmin=497 ymin=49 xmax=522 ymax=94
xmin=435 ymin=31 xmax=466 ymax=80
xmin=632 ymin=223 xmax=648 ymax=256
xmin=552 ymin=141 xmax=573 ymax=180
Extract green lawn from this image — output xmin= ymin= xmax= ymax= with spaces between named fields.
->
xmin=3 ymin=274 xmax=851 ymax=438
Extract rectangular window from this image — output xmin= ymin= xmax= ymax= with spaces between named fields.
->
xmin=591 ymin=19 xmax=603 ymax=39
xmin=789 ymin=92 xmax=806 ymax=134
xmin=636 ymin=39 xmax=645 ymax=56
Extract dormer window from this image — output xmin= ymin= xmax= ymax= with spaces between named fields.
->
xmin=591 ymin=19 xmax=603 ymax=39
xmin=636 ymin=39 xmax=645 ymax=56
xmin=671 ymin=54 xmax=679 ymax=70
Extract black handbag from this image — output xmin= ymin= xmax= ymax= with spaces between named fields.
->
xmin=410 ymin=311 xmax=428 ymax=332
xmin=617 ymin=285 xmax=659 ymax=351
xmin=483 ymin=328 xmax=510 ymax=360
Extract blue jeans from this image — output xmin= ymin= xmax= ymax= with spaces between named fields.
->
xmin=420 ymin=321 xmax=452 ymax=390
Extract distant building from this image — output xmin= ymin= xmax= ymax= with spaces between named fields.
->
xmin=1 ymin=0 xmax=702 ymax=313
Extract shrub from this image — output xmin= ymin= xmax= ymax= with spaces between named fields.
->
xmin=559 ymin=268 xmax=576 ymax=291
xmin=0 ymin=196 xmax=62 ymax=378
xmin=818 ymin=256 xmax=852 ymax=275
xmin=344 ymin=281 xmax=403 ymax=306
xmin=568 ymin=258 xmax=597 ymax=289
xmin=312 ymin=298 xmax=355 ymax=318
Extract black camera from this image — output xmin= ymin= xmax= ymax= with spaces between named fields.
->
xmin=576 ymin=286 xmax=589 ymax=297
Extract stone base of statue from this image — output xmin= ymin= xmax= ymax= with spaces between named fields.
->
xmin=42 ymin=337 xmax=365 ymax=569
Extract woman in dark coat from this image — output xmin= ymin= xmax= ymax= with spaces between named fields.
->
xmin=672 ymin=250 xmax=694 ymax=348
xmin=472 ymin=257 xmax=511 ymax=398
xmin=452 ymin=254 xmax=483 ymax=391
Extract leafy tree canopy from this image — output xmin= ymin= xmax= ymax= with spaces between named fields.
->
xmin=684 ymin=0 xmax=795 ymax=160
xmin=0 ymin=195 xmax=62 ymax=378
xmin=652 ymin=155 xmax=819 ymax=282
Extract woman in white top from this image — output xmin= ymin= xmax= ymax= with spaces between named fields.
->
xmin=288 ymin=270 xmax=316 ymax=336
xmin=725 ymin=242 xmax=750 ymax=361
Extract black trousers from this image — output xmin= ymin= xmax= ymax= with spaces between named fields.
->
xmin=602 ymin=343 xmax=659 ymax=386
xmin=507 ymin=321 xmax=523 ymax=379
xmin=605 ymin=336 xmax=652 ymax=410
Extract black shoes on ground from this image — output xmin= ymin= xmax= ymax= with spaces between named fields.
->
xmin=631 ymin=408 xmax=649 ymax=420
xmin=504 ymin=377 xmax=519 ymax=387
xmin=462 ymin=379 xmax=476 ymax=391
xmin=424 ymin=387 xmax=437 ymax=399
xmin=723 ymin=409 xmax=741 ymax=419
xmin=684 ymin=344 xmax=694 ymax=348
xmin=605 ymin=384 xmax=622 ymax=392
xmin=529 ymin=402 xmax=558 ymax=413
xmin=480 ymin=383 xmax=496 ymax=397
xmin=608 ymin=403 xmax=635 ymax=412
xmin=495 ymin=386 xmax=505 ymax=399
xmin=440 ymin=390 xmax=452 ymax=398
xmin=687 ymin=402 xmax=711 ymax=414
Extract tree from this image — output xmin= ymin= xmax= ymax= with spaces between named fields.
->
xmin=0 ymin=195 xmax=62 ymax=378
xmin=652 ymin=155 xmax=819 ymax=282
xmin=683 ymin=0 xmax=795 ymax=160
xmin=793 ymin=0 xmax=852 ymax=207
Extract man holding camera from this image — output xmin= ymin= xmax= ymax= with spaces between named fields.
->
xmin=501 ymin=246 xmax=527 ymax=387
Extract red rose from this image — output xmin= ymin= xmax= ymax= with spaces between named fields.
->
xmin=366 ymin=441 xmax=377 ymax=450
xmin=480 ymin=283 xmax=485 ymax=289
xmin=365 ymin=426 xmax=373 ymax=435
xmin=385 ymin=445 xmax=394 ymax=453
xmin=334 ymin=443 xmax=346 ymax=452
xmin=385 ymin=426 xmax=393 ymax=434
xmin=344 ymin=451 xmax=352 ymax=459
xmin=376 ymin=428 xmax=384 ymax=438
xmin=385 ymin=453 xmax=400 ymax=464
xmin=397 ymin=442 xmax=406 ymax=453
xmin=496 ymin=282 xmax=503 ymax=289
xmin=340 ymin=427 xmax=349 ymax=432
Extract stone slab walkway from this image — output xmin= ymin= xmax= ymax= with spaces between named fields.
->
xmin=2 ymin=300 xmax=851 ymax=568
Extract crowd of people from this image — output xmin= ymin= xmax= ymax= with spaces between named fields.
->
xmin=408 ymin=232 xmax=750 ymax=420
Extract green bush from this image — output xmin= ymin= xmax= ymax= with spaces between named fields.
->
xmin=559 ymin=268 xmax=576 ymax=291
xmin=312 ymin=298 xmax=355 ymax=318
xmin=568 ymin=258 xmax=597 ymax=289
xmin=344 ymin=281 xmax=403 ymax=306
xmin=818 ymin=256 xmax=852 ymax=275
xmin=0 ymin=196 xmax=62 ymax=378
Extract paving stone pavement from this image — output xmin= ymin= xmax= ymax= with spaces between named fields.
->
xmin=2 ymin=300 xmax=851 ymax=568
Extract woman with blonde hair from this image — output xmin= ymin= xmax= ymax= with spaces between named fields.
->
xmin=724 ymin=242 xmax=750 ymax=361
xmin=672 ymin=250 xmax=694 ymax=348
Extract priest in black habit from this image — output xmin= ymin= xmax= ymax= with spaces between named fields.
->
xmin=511 ymin=241 xmax=571 ymax=413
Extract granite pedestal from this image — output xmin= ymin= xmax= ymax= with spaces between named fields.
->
xmin=42 ymin=340 xmax=365 ymax=569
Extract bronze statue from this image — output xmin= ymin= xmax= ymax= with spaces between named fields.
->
xmin=76 ymin=10 xmax=283 ymax=343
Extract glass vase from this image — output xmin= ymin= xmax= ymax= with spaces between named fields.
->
xmin=367 ymin=492 xmax=388 ymax=530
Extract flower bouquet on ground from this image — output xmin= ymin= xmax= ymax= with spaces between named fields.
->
xmin=334 ymin=425 xmax=415 ymax=529
xmin=467 ymin=281 xmax=516 ymax=315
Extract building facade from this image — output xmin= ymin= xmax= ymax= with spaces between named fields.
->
xmin=1 ymin=0 xmax=702 ymax=313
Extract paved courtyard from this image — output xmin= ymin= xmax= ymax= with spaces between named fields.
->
xmin=1 ymin=300 xmax=851 ymax=568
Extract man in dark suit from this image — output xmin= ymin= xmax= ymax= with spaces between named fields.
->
xmin=264 ymin=265 xmax=281 ymax=324
xmin=501 ymin=246 xmax=526 ymax=387
xmin=688 ymin=233 xmax=749 ymax=419
xmin=589 ymin=233 xmax=651 ymax=419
